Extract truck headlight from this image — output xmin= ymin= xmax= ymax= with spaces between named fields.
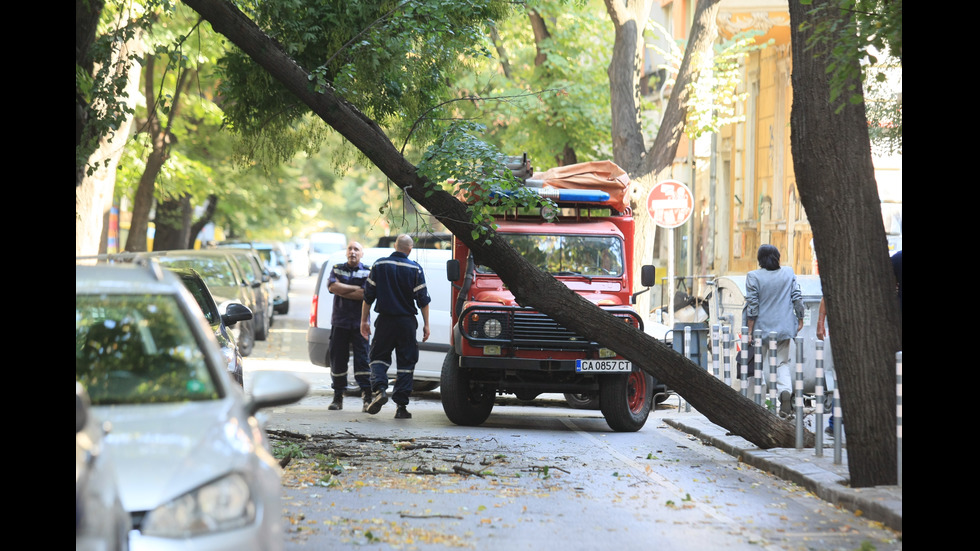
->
xmin=483 ymin=318 xmax=502 ymax=338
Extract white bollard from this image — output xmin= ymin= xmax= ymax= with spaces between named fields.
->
xmin=722 ymin=326 xmax=732 ymax=387
xmin=794 ymin=336 xmax=805 ymax=449
xmin=711 ymin=324 xmax=720 ymax=379
xmin=833 ymin=387 xmax=843 ymax=464
xmin=768 ymin=332 xmax=778 ymax=413
xmin=814 ymin=340 xmax=825 ymax=457
xmin=896 ymin=351 xmax=902 ymax=487
xmin=753 ymin=330 xmax=763 ymax=406
xmin=740 ymin=328 xmax=749 ymax=397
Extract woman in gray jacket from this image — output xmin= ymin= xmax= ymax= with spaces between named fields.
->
xmin=745 ymin=244 xmax=804 ymax=417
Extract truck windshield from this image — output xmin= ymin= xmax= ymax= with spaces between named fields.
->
xmin=478 ymin=234 xmax=624 ymax=276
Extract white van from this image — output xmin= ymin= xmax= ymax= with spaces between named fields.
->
xmin=307 ymin=232 xmax=348 ymax=275
xmin=307 ymin=246 xmax=452 ymax=391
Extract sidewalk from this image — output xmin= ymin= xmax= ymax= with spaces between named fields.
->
xmin=661 ymin=407 xmax=903 ymax=533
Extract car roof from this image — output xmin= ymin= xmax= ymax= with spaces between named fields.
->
xmin=76 ymin=261 xmax=185 ymax=295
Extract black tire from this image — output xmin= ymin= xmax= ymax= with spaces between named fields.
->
xmin=564 ymin=393 xmax=601 ymax=410
xmin=598 ymin=367 xmax=653 ymax=432
xmin=413 ymin=380 xmax=439 ymax=392
xmin=440 ymin=351 xmax=494 ymax=426
xmin=274 ymin=299 xmax=290 ymax=315
xmin=254 ymin=311 xmax=269 ymax=341
xmin=238 ymin=321 xmax=255 ymax=357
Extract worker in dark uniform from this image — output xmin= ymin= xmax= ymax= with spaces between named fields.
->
xmin=326 ymin=240 xmax=373 ymax=411
xmin=360 ymin=234 xmax=431 ymax=419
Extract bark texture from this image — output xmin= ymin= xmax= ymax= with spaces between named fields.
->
xmin=788 ymin=0 xmax=901 ymax=487
xmin=76 ymin=24 xmax=143 ymax=256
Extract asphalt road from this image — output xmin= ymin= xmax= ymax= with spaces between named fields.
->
xmin=246 ymin=275 xmax=902 ymax=551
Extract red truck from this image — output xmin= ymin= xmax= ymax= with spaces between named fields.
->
xmin=441 ymin=159 xmax=661 ymax=432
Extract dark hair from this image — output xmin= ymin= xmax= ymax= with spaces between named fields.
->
xmin=757 ymin=244 xmax=781 ymax=270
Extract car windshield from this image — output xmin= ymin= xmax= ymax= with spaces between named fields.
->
xmin=255 ymin=249 xmax=273 ymax=267
xmin=477 ymin=234 xmax=624 ymax=277
xmin=233 ymin=254 xmax=259 ymax=283
xmin=158 ymin=257 xmax=238 ymax=288
xmin=76 ymin=294 xmax=219 ymax=406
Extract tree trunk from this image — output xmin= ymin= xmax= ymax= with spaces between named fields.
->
xmin=603 ymin=0 xmax=651 ymax=172
xmin=788 ymin=0 xmax=901 ymax=487
xmin=125 ymin=56 xmax=193 ymax=252
xmin=606 ymin=0 xmax=720 ymax=336
xmin=188 ymin=195 xmax=219 ymax=248
xmin=76 ymin=0 xmax=105 ymax=187
xmin=637 ymin=0 xmax=720 ymax=179
xmin=183 ymin=0 xmax=810 ymax=449
xmin=76 ymin=23 xmax=143 ymax=256
xmin=152 ymin=194 xmax=193 ymax=250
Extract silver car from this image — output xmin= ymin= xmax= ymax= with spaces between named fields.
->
xmin=76 ymin=260 xmax=308 ymax=550
xmin=168 ymin=266 xmax=252 ymax=386
xmin=76 ymin=382 xmax=131 ymax=551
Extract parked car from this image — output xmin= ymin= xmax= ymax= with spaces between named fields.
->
xmin=307 ymin=245 xmax=451 ymax=393
xmin=217 ymin=241 xmax=290 ymax=315
xmin=169 ymin=266 xmax=252 ymax=386
xmin=286 ymin=238 xmax=310 ymax=279
xmin=75 ymin=260 xmax=308 ymax=550
xmin=307 ymin=231 xmax=347 ymax=274
xmin=76 ymin=382 xmax=131 ymax=551
xmin=219 ymin=247 xmax=274 ymax=340
xmin=144 ymin=249 xmax=260 ymax=357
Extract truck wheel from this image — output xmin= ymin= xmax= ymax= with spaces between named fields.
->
xmin=563 ymin=393 xmax=601 ymax=410
xmin=599 ymin=367 xmax=653 ymax=432
xmin=440 ymin=351 xmax=494 ymax=426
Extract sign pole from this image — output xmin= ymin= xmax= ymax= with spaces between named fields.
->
xmin=667 ymin=228 xmax=675 ymax=327
xmin=646 ymin=179 xmax=694 ymax=331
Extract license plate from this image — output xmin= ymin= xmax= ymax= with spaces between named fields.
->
xmin=576 ymin=359 xmax=632 ymax=372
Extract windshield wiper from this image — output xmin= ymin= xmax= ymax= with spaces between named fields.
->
xmin=552 ymin=271 xmax=594 ymax=282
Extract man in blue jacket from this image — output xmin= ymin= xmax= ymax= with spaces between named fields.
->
xmin=360 ymin=234 xmax=431 ymax=419
xmin=326 ymin=240 xmax=373 ymax=411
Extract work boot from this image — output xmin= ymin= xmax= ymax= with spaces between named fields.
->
xmin=394 ymin=405 xmax=412 ymax=419
xmin=779 ymin=391 xmax=792 ymax=417
xmin=366 ymin=389 xmax=388 ymax=415
xmin=328 ymin=392 xmax=343 ymax=411
xmin=362 ymin=397 xmax=371 ymax=413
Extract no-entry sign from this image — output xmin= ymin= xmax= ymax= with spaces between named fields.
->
xmin=646 ymin=180 xmax=693 ymax=229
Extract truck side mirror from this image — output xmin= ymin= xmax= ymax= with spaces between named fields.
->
xmin=447 ymin=259 xmax=460 ymax=282
xmin=641 ymin=265 xmax=656 ymax=288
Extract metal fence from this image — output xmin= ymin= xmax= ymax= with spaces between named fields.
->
xmin=673 ymin=324 xmax=902 ymax=486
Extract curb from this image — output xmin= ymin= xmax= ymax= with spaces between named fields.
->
xmin=662 ymin=415 xmax=902 ymax=533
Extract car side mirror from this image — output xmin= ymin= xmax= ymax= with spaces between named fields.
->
xmin=447 ymin=259 xmax=460 ymax=282
xmin=222 ymin=302 xmax=253 ymax=326
xmin=641 ymin=264 xmax=657 ymax=288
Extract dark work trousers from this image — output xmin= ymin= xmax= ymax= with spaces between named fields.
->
xmin=329 ymin=326 xmax=372 ymax=397
xmin=368 ymin=315 xmax=419 ymax=406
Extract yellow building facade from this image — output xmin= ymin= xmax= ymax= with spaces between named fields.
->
xmin=657 ymin=1 xmax=900 ymax=279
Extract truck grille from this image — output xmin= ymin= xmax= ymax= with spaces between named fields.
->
xmin=512 ymin=312 xmax=592 ymax=349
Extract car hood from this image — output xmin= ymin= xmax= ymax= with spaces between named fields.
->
xmin=95 ymin=399 xmax=262 ymax=513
